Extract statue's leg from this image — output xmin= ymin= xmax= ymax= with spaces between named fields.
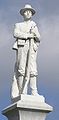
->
xmin=18 ymin=47 xmax=25 ymax=75
xmin=17 ymin=74 xmax=28 ymax=95
xmin=30 ymin=76 xmax=39 ymax=96
xmin=17 ymin=43 xmax=29 ymax=94
xmin=30 ymin=45 xmax=39 ymax=95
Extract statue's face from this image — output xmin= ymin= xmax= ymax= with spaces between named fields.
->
xmin=23 ymin=10 xmax=32 ymax=20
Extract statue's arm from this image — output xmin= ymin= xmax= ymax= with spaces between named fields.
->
xmin=35 ymin=26 xmax=40 ymax=42
xmin=33 ymin=25 xmax=40 ymax=42
xmin=31 ymin=22 xmax=41 ymax=42
xmin=13 ymin=23 xmax=28 ymax=39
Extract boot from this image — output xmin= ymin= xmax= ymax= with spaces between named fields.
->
xmin=30 ymin=76 xmax=39 ymax=96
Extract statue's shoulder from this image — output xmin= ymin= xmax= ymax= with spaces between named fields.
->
xmin=14 ymin=22 xmax=24 ymax=28
xmin=31 ymin=20 xmax=36 ymax=26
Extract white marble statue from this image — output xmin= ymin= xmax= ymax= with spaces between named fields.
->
xmin=11 ymin=4 xmax=40 ymax=99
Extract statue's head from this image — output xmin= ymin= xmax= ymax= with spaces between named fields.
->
xmin=20 ymin=4 xmax=36 ymax=20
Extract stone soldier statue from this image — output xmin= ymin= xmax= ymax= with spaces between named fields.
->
xmin=11 ymin=4 xmax=40 ymax=99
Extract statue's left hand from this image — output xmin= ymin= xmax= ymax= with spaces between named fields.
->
xmin=27 ymin=33 xmax=35 ymax=38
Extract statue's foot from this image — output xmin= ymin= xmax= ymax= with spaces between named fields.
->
xmin=32 ymin=93 xmax=39 ymax=96
xmin=32 ymin=90 xmax=39 ymax=96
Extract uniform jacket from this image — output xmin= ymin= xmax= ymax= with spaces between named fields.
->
xmin=12 ymin=20 xmax=40 ymax=50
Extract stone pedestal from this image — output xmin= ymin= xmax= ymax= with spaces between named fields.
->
xmin=2 ymin=94 xmax=53 ymax=120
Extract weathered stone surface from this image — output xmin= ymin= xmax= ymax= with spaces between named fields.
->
xmin=2 ymin=95 xmax=53 ymax=120
xmin=11 ymin=4 xmax=41 ymax=99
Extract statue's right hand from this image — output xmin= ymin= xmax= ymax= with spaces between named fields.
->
xmin=27 ymin=33 xmax=34 ymax=39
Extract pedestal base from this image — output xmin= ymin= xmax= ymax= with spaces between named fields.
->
xmin=2 ymin=94 xmax=53 ymax=120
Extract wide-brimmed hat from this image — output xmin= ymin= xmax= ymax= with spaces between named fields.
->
xmin=20 ymin=4 xmax=36 ymax=16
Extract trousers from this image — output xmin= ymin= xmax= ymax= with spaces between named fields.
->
xmin=17 ymin=39 xmax=38 ymax=76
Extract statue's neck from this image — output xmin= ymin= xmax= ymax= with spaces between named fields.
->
xmin=24 ymin=18 xmax=31 ymax=22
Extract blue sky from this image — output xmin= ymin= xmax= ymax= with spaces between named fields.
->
xmin=0 ymin=0 xmax=59 ymax=120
